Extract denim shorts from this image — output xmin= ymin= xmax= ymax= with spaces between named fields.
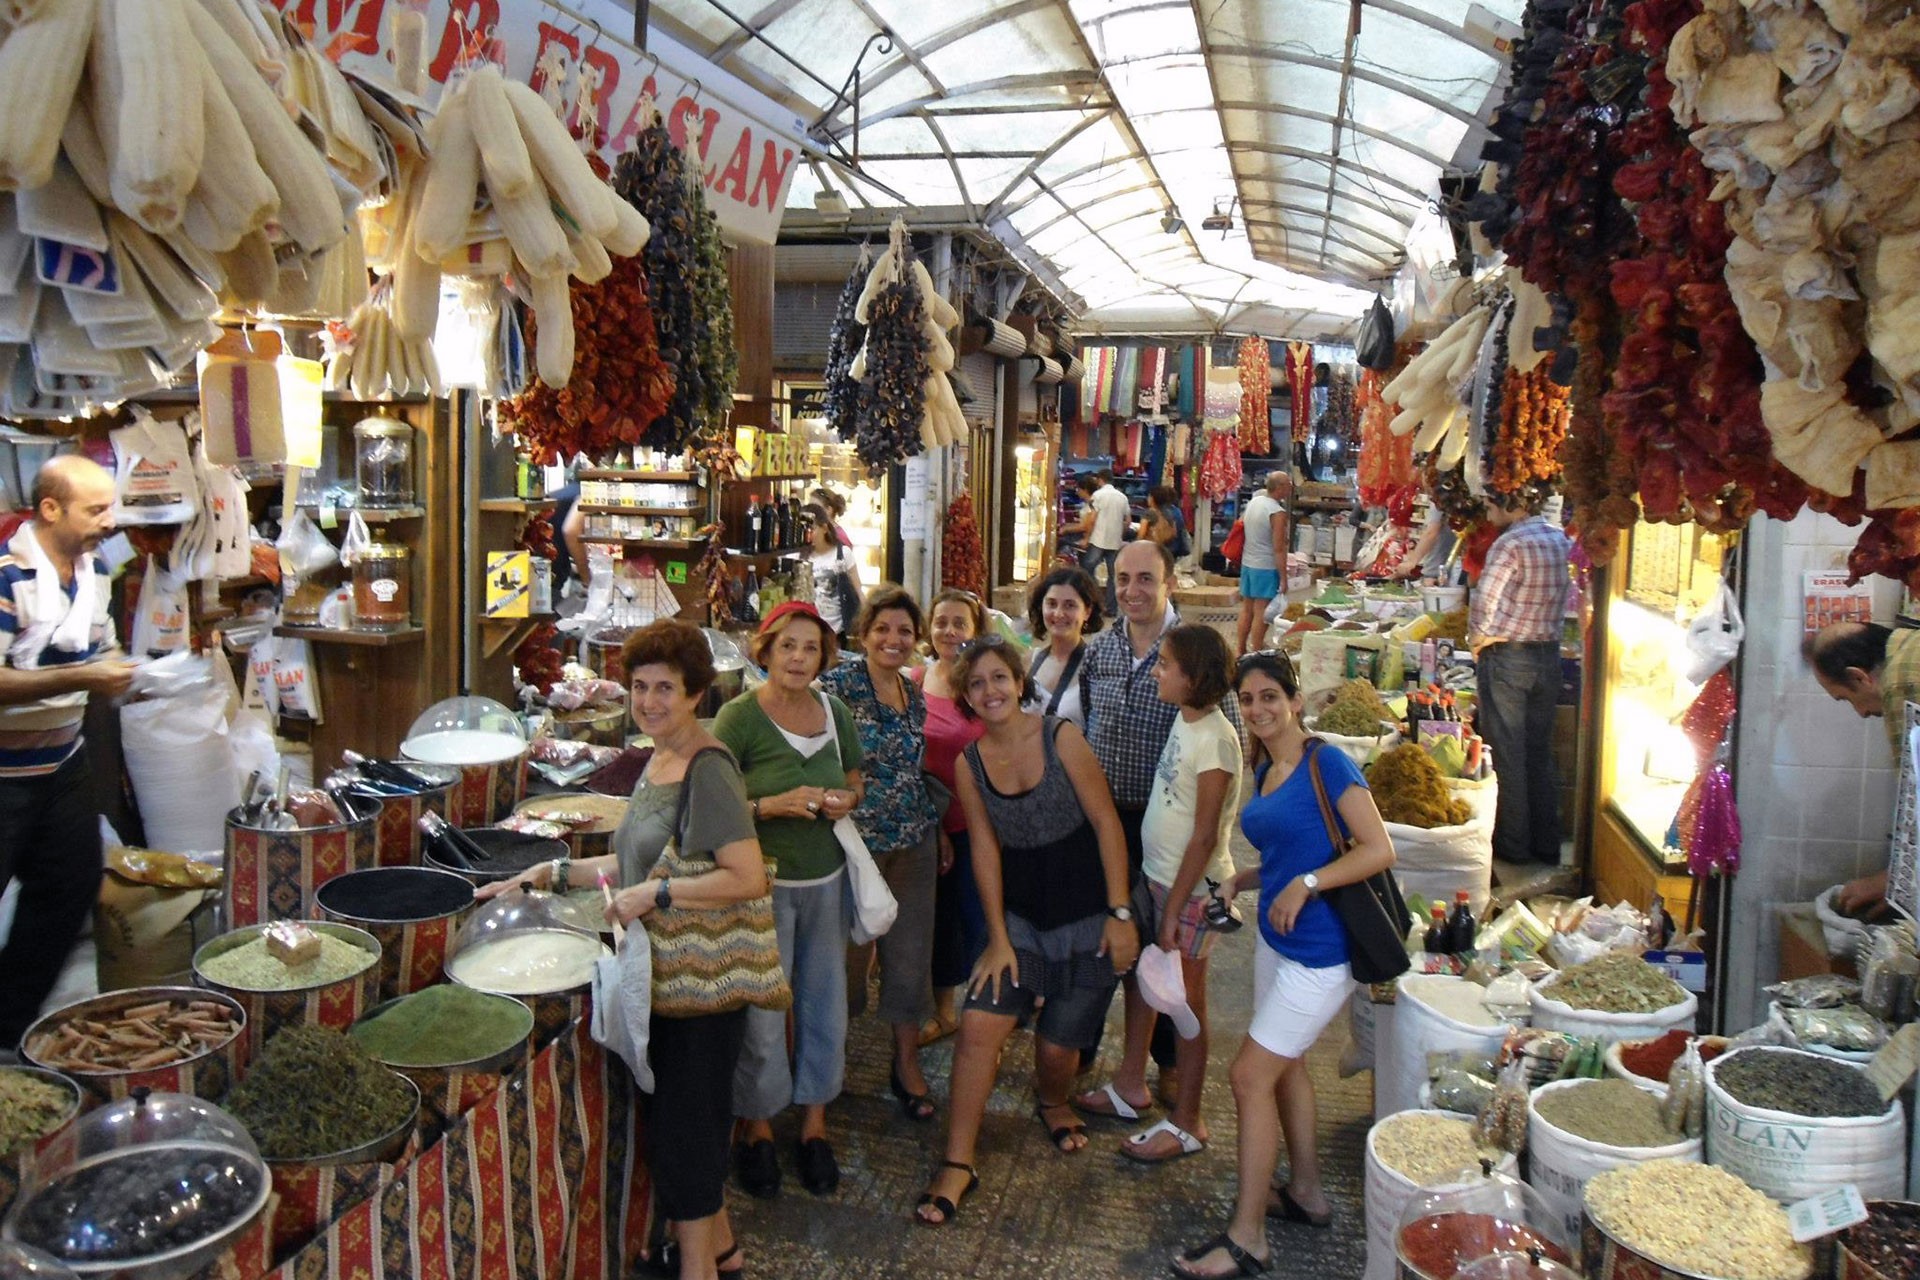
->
xmin=966 ymin=972 xmax=1114 ymax=1051
xmin=1239 ymin=567 xmax=1280 ymax=600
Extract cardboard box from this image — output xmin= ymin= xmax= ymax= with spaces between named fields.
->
xmin=486 ymin=551 xmax=531 ymax=617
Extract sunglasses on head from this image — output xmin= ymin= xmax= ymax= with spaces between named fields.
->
xmin=1237 ymin=649 xmax=1297 ymax=679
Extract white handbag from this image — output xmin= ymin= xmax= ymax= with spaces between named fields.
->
xmin=817 ymin=692 xmax=898 ymax=944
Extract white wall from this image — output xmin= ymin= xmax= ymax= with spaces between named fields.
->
xmin=1727 ymin=508 xmax=1902 ymax=1029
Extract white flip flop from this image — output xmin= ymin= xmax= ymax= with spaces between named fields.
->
xmin=1077 ymin=1081 xmax=1147 ymax=1121
xmin=1122 ymin=1118 xmax=1206 ymax=1162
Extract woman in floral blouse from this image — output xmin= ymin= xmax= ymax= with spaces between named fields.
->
xmin=820 ymin=585 xmax=943 ymax=1120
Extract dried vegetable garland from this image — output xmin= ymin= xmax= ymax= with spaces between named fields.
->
xmin=1357 ymin=368 xmax=1415 ymax=506
xmin=497 ymin=174 xmax=676 ymax=464
xmin=940 ymin=493 xmax=985 ymax=598
xmin=695 ymin=540 xmax=737 ymax=630
xmin=822 ymin=256 xmax=869 ymax=443
xmin=853 ymin=278 xmax=932 ymax=472
xmin=1487 ymin=366 xmax=1570 ymax=506
xmin=688 ymin=174 xmax=738 ymax=437
xmin=615 ymin=121 xmax=706 ymax=453
xmin=1558 ymin=303 xmax=1638 ymax=565
xmin=1237 ymin=337 xmax=1271 ymax=453
xmin=514 ymin=623 xmax=564 ymax=697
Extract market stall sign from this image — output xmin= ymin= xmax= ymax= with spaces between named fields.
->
xmin=264 ymin=1 xmax=804 ymax=245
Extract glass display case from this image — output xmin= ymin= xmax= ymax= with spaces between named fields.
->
xmin=401 ymin=695 xmax=527 ymax=766
xmin=1600 ymin=519 xmax=1730 ymax=855
xmin=1010 ymin=432 xmax=1053 ymax=584
xmin=809 ymin=441 xmax=889 ymax=588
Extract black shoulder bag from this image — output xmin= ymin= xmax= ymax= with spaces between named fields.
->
xmin=1304 ymin=739 xmax=1412 ymax=984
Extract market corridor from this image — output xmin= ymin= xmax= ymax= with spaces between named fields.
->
xmin=726 ymin=825 xmax=1372 ymax=1278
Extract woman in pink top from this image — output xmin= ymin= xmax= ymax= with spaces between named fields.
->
xmin=913 ymin=588 xmax=987 ymax=1042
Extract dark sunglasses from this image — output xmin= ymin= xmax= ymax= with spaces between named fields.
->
xmin=1237 ymin=648 xmax=1297 ymax=683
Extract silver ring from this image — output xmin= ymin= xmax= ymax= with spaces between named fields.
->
xmin=807 ymin=801 xmax=819 ymax=812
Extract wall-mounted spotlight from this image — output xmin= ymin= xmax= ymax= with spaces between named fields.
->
xmin=1161 ymin=210 xmax=1185 ymax=234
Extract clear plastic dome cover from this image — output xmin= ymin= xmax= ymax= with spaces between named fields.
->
xmin=704 ymin=628 xmax=746 ymax=673
xmin=401 ymin=696 xmax=527 ymax=766
xmin=1396 ymin=1166 xmax=1572 ymax=1280
xmin=2 ymin=1090 xmax=269 ymax=1278
xmin=444 ymin=888 xmax=607 ymax=996
xmin=0 ymin=1243 xmax=79 ymax=1280
xmin=1453 ymin=1249 xmax=1584 ymax=1280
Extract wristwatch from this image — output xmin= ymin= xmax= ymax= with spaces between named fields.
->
xmin=1300 ymin=872 xmax=1321 ymax=898
xmin=655 ymin=878 xmax=673 ymax=911
xmin=1106 ymin=905 xmax=1134 ymax=922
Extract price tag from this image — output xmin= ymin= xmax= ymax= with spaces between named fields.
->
xmin=318 ymin=502 xmax=338 ymax=531
xmin=1786 ymin=1185 xmax=1867 ymax=1243
xmin=1866 ymin=1022 xmax=1920 ymax=1101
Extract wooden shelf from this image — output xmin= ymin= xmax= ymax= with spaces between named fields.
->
xmin=294 ymin=503 xmax=426 ymax=522
xmin=723 ymin=473 xmax=816 ymax=484
xmin=577 ymin=469 xmax=698 ymax=482
xmin=275 ymin=624 xmax=425 ymax=646
xmin=480 ymin=498 xmax=555 ymax=514
xmin=480 ymin=612 xmax=558 ymax=658
xmin=724 ymin=546 xmax=808 ymax=563
xmin=577 ymin=503 xmax=704 ymax=516
xmin=217 ymin=574 xmax=274 ymax=591
xmin=580 ymin=536 xmax=709 ymax=550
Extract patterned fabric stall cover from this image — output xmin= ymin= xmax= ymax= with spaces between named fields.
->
xmin=226 ymin=814 xmax=378 ymax=928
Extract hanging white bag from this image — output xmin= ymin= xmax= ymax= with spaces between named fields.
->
xmin=110 ymin=409 xmax=198 ymax=525
xmin=1685 ymin=580 xmax=1744 ymax=685
xmin=814 ymin=690 xmax=897 ymax=942
xmin=128 ymin=557 xmax=190 ymax=658
xmin=121 ymin=660 xmax=241 ymax=855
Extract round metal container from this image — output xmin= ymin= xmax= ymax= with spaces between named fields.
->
xmin=510 ymin=793 xmax=629 ymax=860
xmin=1579 ymin=1207 xmax=1811 ymax=1280
xmin=191 ymin=923 xmax=382 ymax=1060
xmin=263 ymin=1073 xmax=419 ymax=1169
xmin=0 ymin=1068 xmax=82 ymax=1221
xmin=425 ymin=829 xmax=568 ymax=887
xmin=313 ymin=867 xmax=475 ymax=999
xmin=19 ymin=989 xmax=248 ymax=1111
xmin=1398 ymin=1213 xmax=1574 ymax=1280
xmin=350 ymin=992 xmax=533 ymax=1075
xmin=345 ymin=763 xmax=461 ymax=867
xmin=223 ymin=806 xmax=377 ymax=929
xmin=400 ymin=733 xmax=529 ymax=827
xmin=547 ymin=704 xmax=629 ymax=747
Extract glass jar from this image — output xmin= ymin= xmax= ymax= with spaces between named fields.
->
xmin=351 ymin=544 xmax=411 ymax=630
xmin=353 ymin=417 xmax=414 ymax=508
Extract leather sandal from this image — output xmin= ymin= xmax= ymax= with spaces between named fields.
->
xmin=1173 ymin=1232 xmax=1270 ymax=1277
xmin=914 ymin=1160 xmax=979 ymax=1227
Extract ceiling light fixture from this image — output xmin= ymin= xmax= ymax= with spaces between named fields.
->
xmin=1160 ymin=211 xmax=1185 ymax=235
xmin=1200 ymin=197 xmax=1236 ymax=236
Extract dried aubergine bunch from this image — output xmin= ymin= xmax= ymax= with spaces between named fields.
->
xmin=855 ymin=279 xmax=931 ymax=472
xmin=615 ymin=120 xmax=704 ymax=452
xmin=687 ymin=173 xmax=737 ymax=435
xmin=822 ymin=257 xmax=869 ymax=439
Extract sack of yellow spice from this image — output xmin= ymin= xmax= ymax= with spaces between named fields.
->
xmin=1368 ymin=744 xmax=1472 ymax=828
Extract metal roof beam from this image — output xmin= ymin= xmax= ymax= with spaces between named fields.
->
xmin=711 ymin=0 xmax=807 ymax=60
xmin=1187 ymin=44 xmax=1491 ymax=130
xmin=980 ymin=108 xmax=1117 ymax=220
xmin=815 ymin=0 xmax=1068 ymax=133
xmin=1244 ymin=217 xmax=1397 ymax=263
xmin=842 ymin=71 xmax=1106 ymax=135
xmin=1223 ymin=142 xmax=1432 ymax=202
xmin=1239 ymin=188 xmax=1413 ymax=230
xmin=919 ymin=111 xmax=974 ymax=220
xmin=1130 ymin=101 xmax=1453 ymax=171
xmin=1241 ymin=203 xmax=1404 ymax=250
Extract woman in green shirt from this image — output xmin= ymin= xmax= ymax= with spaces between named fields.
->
xmin=714 ymin=602 xmax=865 ymax=1200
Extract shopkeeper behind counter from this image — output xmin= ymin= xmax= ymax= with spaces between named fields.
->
xmin=1805 ymin=621 xmax=1920 ymax=912
xmin=0 ymin=457 xmax=134 ymax=1054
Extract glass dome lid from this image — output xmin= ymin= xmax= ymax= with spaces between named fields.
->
xmin=444 ymin=888 xmax=608 ymax=996
xmin=0 ymin=1242 xmax=80 ymax=1279
xmin=2 ymin=1089 xmax=269 ymax=1278
xmin=704 ymin=628 xmax=747 ymax=673
xmin=1396 ymin=1166 xmax=1572 ymax=1280
xmin=401 ymin=696 xmax=527 ymax=766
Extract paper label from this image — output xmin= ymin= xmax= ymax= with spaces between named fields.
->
xmin=1786 ymin=1185 xmax=1867 ymax=1243
xmin=1867 ymin=1021 xmax=1920 ymax=1101
xmin=1643 ymin=949 xmax=1709 ymax=994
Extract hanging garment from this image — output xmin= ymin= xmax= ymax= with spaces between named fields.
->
xmin=1286 ymin=340 xmax=1315 ymax=442
xmin=1238 ymin=336 xmax=1272 ymax=454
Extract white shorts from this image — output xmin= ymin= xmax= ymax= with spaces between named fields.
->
xmin=1248 ymin=938 xmax=1354 ymax=1059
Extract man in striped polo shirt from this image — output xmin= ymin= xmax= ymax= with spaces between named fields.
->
xmin=1 ymin=455 xmax=132 ymax=1053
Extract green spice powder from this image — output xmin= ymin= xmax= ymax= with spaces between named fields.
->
xmin=227 ymin=1026 xmax=414 ymax=1160
xmin=350 ymin=985 xmax=529 ymax=1067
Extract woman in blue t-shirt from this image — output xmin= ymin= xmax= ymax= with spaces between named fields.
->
xmin=1172 ymin=649 xmax=1396 ymax=1280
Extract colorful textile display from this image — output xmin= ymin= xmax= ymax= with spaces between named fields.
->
xmin=1204 ymin=368 xmax=1241 ymax=425
xmin=1285 ymin=340 xmax=1315 ymax=442
xmin=1198 ymin=428 xmax=1243 ymax=502
xmin=1237 ymin=337 xmax=1271 ymax=454
xmin=1356 ymin=369 xmax=1415 ymax=506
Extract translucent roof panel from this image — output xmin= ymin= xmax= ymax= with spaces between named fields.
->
xmin=645 ymin=0 xmax=1511 ymax=333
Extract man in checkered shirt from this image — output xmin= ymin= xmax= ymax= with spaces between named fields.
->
xmin=1471 ymin=500 xmax=1572 ymax=866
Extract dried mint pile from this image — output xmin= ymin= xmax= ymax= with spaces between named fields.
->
xmin=1715 ymin=1048 xmax=1885 ymax=1119
xmin=227 ymin=1025 xmax=415 ymax=1160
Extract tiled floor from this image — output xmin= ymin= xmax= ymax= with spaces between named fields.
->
xmin=718 ymin=828 xmax=1374 ymax=1279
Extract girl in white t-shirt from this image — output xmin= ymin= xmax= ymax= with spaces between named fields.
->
xmin=1077 ymin=624 xmax=1241 ymax=1162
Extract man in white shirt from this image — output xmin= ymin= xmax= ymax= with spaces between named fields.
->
xmin=1075 ymin=470 xmax=1131 ymax=614
xmin=1235 ymin=471 xmax=1291 ymax=655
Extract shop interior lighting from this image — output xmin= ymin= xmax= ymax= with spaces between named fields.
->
xmin=1160 ymin=210 xmax=1185 ymax=235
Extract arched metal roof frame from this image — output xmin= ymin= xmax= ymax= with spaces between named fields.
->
xmin=636 ymin=0 xmax=1522 ymax=333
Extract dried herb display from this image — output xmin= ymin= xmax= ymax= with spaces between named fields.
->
xmin=1316 ymin=679 xmax=1392 ymax=737
xmin=941 ymin=493 xmax=985 ymax=598
xmin=615 ymin=121 xmax=707 ymax=453
xmin=350 ymin=985 xmax=530 ymax=1068
xmin=197 ymin=931 xmax=376 ymax=991
xmin=1368 ymin=744 xmax=1472 ymax=829
xmin=227 ymin=1026 xmax=415 ymax=1160
xmin=0 ymin=1069 xmax=74 ymax=1154
xmin=1714 ymin=1048 xmax=1887 ymax=1119
xmin=1533 ymin=1079 xmax=1678 ymax=1147
xmin=1540 ymin=951 xmax=1686 ymax=1014
xmin=1237 ymin=336 xmax=1271 ymax=454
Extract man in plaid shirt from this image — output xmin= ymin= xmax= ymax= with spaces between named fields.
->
xmin=1471 ymin=502 xmax=1572 ymax=865
xmin=1076 ymin=540 xmax=1241 ymax=1096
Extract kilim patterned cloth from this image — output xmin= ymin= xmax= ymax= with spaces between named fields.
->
xmin=242 ymin=1016 xmax=647 ymax=1280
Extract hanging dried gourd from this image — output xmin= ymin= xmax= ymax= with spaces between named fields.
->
xmin=615 ymin=118 xmax=705 ymax=452
xmin=1237 ymin=337 xmax=1271 ymax=453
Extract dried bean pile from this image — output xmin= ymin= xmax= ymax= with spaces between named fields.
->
xmin=1715 ymin=1048 xmax=1886 ymax=1118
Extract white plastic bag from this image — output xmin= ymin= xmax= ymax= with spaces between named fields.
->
xmin=121 ymin=681 xmax=240 ymax=854
xmin=273 ymin=637 xmax=323 ymax=721
xmin=340 ymin=510 xmax=372 ymax=567
xmin=276 ymin=508 xmax=338 ymax=577
xmin=838 ymin=817 xmax=899 ymax=945
xmin=1685 ymin=580 xmax=1744 ymax=685
xmin=591 ymin=925 xmax=654 ymax=1092
xmin=244 ymin=636 xmax=281 ymax=717
xmin=110 ymin=409 xmax=198 ymax=525
xmin=128 ymin=557 xmax=190 ymax=658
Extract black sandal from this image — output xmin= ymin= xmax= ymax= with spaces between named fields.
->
xmin=716 ymin=1242 xmax=743 ymax=1276
xmin=890 ymin=1065 xmax=937 ymax=1122
xmin=1034 ymin=1100 xmax=1087 ymax=1152
xmin=914 ymin=1160 xmax=979 ymax=1227
xmin=1267 ymin=1185 xmax=1333 ymax=1229
xmin=1173 ymin=1232 xmax=1270 ymax=1277
xmin=640 ymin=1242 xmax=744 ymax=1278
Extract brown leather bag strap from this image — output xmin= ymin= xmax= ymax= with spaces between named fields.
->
xmin=1303 ymin=738 xmax=1350 ymax=857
